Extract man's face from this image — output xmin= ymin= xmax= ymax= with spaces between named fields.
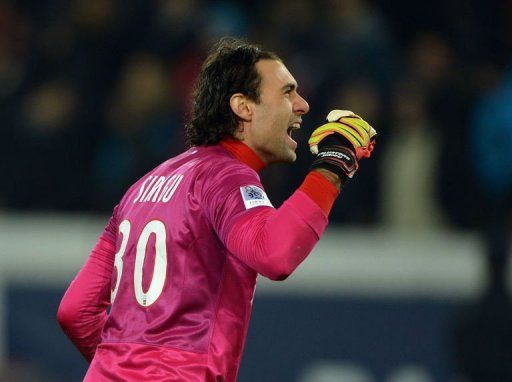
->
xmin=243 ymin=59 xmax=309 ymax=164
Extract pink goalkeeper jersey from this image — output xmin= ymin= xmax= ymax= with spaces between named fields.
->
xmin=85 ymin=145 xmax=273 ymax=381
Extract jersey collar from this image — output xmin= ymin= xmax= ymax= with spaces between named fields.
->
xmin=220 ymin=138 xmax=266 ymax=172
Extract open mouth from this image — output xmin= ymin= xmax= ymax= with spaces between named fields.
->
xmin=287 ymin=122 xmax=301 ymax=137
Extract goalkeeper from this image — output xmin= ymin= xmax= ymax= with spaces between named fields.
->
xmin=58 ymin=37 xmax=376 ymax=381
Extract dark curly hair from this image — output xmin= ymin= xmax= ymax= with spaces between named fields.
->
xmin=186 ymin=37 xmax=280 ymax=146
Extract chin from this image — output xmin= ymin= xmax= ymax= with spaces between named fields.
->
xmin=266 ymin=147 xmax=297 ymax=164
xmin=283 ymin=150 xmax=297 ymax=163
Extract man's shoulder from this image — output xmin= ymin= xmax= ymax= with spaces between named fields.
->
xmin=118 ymin=145 xmax=256 ymax=206
xmin=151 ymin=145 xmax=237 ymax=175
xmin=191 ymin=146 xmax=262 ymax=195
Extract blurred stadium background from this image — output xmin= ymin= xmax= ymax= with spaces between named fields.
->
xmin=0 ymin=0 xmax=511 ymax=381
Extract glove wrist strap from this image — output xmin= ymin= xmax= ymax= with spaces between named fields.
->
xmin=310 ymin=145 xmax=358 ymax=181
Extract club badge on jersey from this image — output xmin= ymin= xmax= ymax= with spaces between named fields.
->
xmin=240 ymin=185 xmax=273 ymax=209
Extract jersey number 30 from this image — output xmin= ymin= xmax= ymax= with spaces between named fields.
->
xmin=111 ymin=219 xmax=167 ymax=307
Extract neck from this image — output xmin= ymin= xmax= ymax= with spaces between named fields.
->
xmin=220 ymin=138 xmax=266 ymax=172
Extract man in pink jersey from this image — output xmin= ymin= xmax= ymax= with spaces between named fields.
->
xmin=57 ymin=37 xmax=376 ymax=381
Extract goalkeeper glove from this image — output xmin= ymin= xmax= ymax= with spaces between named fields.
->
xmin=309 ymin=110 xmax=377 ymax=181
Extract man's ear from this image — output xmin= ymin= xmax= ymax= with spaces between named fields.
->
xmin=230 ymin=93 xmax=253 ymax=122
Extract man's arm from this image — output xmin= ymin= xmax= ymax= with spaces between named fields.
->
xmin=226 ymin=171 xmax=339 ymax=280
xmin=227 ymin=110 xmax=376 ymax=280
xmin=57 ymin=214 xmax=117 ymax=362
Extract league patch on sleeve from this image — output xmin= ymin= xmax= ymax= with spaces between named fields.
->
xmin=240 ymin=185 xmax=273 ymax=209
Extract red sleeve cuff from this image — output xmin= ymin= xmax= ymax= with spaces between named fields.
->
xmin=298 ymin=171 xmax=340 ymax=216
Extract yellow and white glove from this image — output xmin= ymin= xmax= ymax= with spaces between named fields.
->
xmin=309 ymin=110 xmax=377 ymax=180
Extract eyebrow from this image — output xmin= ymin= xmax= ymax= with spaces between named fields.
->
xmin=282 ymin=83 xmax=297 ymax=92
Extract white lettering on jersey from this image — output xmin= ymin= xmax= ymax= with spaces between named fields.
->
xmin=161 ymin=174 xmax=183 ymax=202
xmin=143 ymin=176 xmax=167 ymax=202
xmin=134 ymin=174 xmax=184 ymax=204
xmin=138 ymin=176 xmax=158 ymax=202
xmin=133 ymin=176 xmax=154 ymax=203
xmin=240 ymin=185 xmax=273 ymax=209
xmin=156 ymin=176 xmax=175 ymax=202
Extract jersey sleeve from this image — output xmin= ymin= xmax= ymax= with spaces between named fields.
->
xmin=203 ymin=163 xmax=274 ymax=245
xmin=57 ymin=206 xmax=118 ymax=362
xmin=226 ymin=189 xmax=329 ymax=280
xmin=203 ymin=164 xmax=336 ymax=281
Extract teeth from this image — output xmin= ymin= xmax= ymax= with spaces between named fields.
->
xmin=288 ymin=122 xmax=301 ymax=137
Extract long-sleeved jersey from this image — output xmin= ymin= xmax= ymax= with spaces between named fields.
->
xmin=58 ymin=140 xmax=338 ymax=381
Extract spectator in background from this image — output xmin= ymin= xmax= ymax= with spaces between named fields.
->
xmin=145 ymin=0 xmax=202 ymax=57
xmin=322 ymin=0 xmax=399 ymax=94
xmin=405 ymin=31 xmax=479 ymax=228
xmin=7 ymin=78 xmax=90 ymax=210
xmin=91 ymin=53 xmax=182 ymax=210
xmin=0 ymin=1 xmax=32 ymax=207
xmin=0 ymin=2 xmax=29 ymax=101
xmin=379 ymin=79 xmax=446 ymax=229
xmin=471 ymin=66 xmax=512 ymax=224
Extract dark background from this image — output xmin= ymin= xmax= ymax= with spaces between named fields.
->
xmin=1 ymin=1 xmax=512 ymax=381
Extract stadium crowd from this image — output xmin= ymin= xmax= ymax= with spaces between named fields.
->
xmin=0 ymin=0 xmax=511 ymax=231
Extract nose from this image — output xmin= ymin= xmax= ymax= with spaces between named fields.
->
xmin=294 ymin=92 xmax=310 ymax=115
